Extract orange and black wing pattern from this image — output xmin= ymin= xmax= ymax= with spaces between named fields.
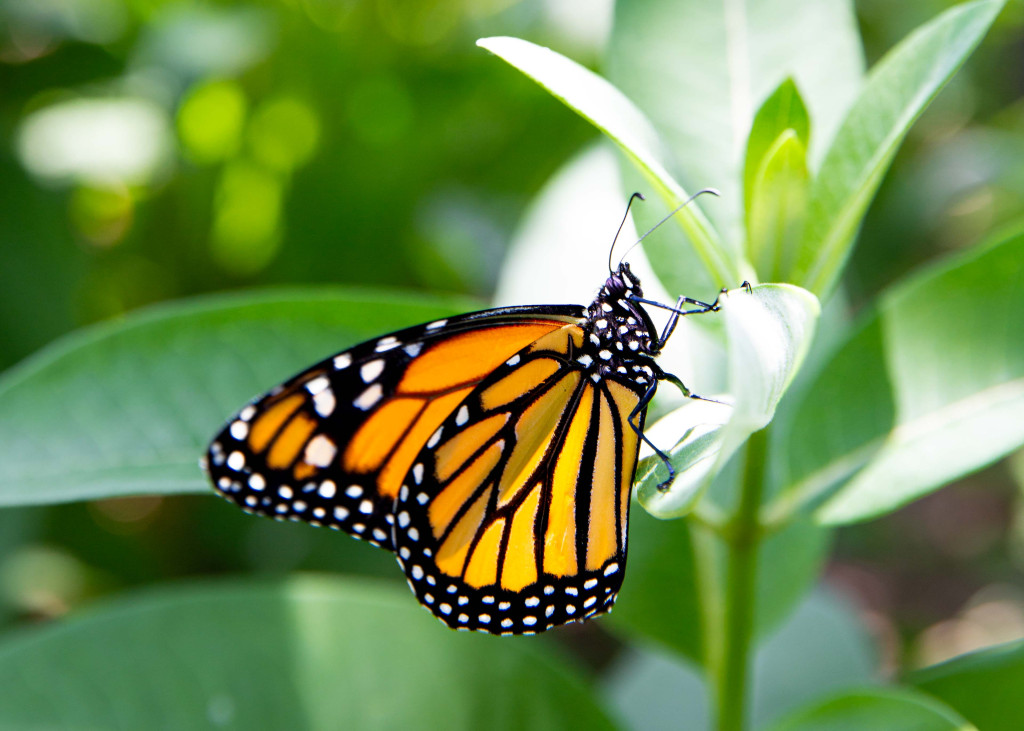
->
xmin=392 ymin=323 xmax=644 ymax=633
xmin=204 ymin=306 xmax=583 ymax=552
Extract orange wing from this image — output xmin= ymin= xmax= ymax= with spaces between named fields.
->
xmin=204 ymin=307 xmax=584 ymax=551
xmin=392 ymin=324 xmax=644 ymax=634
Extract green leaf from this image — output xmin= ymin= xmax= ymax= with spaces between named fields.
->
xmin=743 ymin=78 xmax=811 ymax=215
xmin=0 ymin=289 xmax=474 ymax=507
xmin=767 ymin=221 xmax=1024 ymax=526
xmin=747 ymin=131 xmax=811 ymax=282
xmin=476 ymin=35 xmax=736 ymax=288
xmin=793 ymin=0 xmax=1006 ymax=297
xmin=908 ymin=639 xmax=1024 ymax=731
xmin=0 ymin=577 xmax=614 ymax=730
xmin=768 ymin=687 xmax=976 ymax=731
xmin=606 ymin=0 xmax=863 ymax=294
xmin=638 ymin=284 xmax=819 ymax=518
xmin=607 ymin=508 xmax=827 ymax=664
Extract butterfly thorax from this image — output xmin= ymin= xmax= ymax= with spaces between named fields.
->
xmin=581 ymin=262 xmax=660 ymax=390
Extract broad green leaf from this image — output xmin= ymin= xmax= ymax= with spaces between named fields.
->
xmin=743 ymin=77 xmax=811 ymax=216
xmin=607 ymin=507 xmax=827 ymax=665
xmin=0 ymin=290 xmax=474 ymax=506
xmin=476 ymin=35 xmax=735 ymax=287
xmin=767 ymin=221 xmax=1024 ymax=526
xmin=768 ymin=687 xmax=976 ymax=731
xmin=0 ymin=577 xmax=614 ymax=730
xmin=793 ymin=0 xmax=1005 ymax=297
xmin=908 ymin=639 xmax=1024 ymax=731
xmin=638 ymin=284 xmax=819 ymax=517
xmin=747 ymin=132 xmax=810 ymax=282
xmin=607 ymin=0 xmax=863 ymax=294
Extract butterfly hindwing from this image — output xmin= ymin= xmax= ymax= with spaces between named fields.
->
xmin=392 ymin=323 xmax=645 ymax=633
xmin=205 ymin=306 xmax=584 ymax=551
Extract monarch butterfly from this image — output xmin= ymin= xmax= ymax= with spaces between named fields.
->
xmin=203 ymin=192 xmax=744 ymax=635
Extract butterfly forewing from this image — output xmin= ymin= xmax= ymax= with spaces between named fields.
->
xmin=205 ymin=307 xmax=583 ymax=551
xmin=392 ymin=323 xmax=645 ymax=633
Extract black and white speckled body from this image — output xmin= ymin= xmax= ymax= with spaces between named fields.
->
xmin=578 ymin=262 xmax=662 ymax=393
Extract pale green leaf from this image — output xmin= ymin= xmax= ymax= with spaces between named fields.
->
xmin=476 ymin=35 xmax=735 ymax=286
xmin=639 ymin=284 xmax=819 ymax=518
xmin=767 ymin=221 xmax=1024 ymax=525
xmin=607 ymin=0 xmax=863 ymax=294
xmin=793 ymin=0 xmax=1005 ymax=297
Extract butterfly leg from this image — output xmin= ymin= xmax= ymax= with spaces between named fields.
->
xmin=627 ymin=381 xmax=678 ymax=492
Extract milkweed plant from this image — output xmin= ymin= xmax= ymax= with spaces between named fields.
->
xmin=0 ymin=0 xmax=1018 ymax=729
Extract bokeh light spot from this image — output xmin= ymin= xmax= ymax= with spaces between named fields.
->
xmin=177 ymin=79 xmax=248 ymax=164
xmin=210 ymin=160 xmax=283 ymax=276
xmin=248 ymin=96 xmax=321 ymax=172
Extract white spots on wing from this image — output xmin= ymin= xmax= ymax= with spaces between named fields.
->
xmin=628 ymin=341 xmax=639 ymax=351
xmin=427 ymin=426 xmax=443 ymax=448
xmin=523 ymin=616 xmax=537 ymax=626
xmin=306 ymin=376 xmax=330 ymax=394
xmin=455 ymin=405 xmax=469 ymax=426
xmin=354 ymin=383 xmax=383 ymax=410
xmin=227 ymin=451 xmax=245 ymax=471
xmin=408 ymin=527 xmax=419 ymax=541
xmin=248 ymin=473 xmax=266 ymax=491
xmin=591 ymin=373 xmax=601 ymax=383
xmin=359 ymin=499 xmax=373 ymax=514
xmin=412 ymin=463 xmax=424 ymax=484
xmin=478 ymin=614 xmax=491 ymax=624
xmin=375 ymin=336 xmax=400 ymax=352
xmin=417 ymin=492 xmax=429 ymax=505
xmin=498 ymin=601 xmax=511 ymax=611
xmin=599 ymin=349 xmax=612 ymax=360
xmin=317 ymin=480 xmax=337 ymax=499
xmin=345 ymin=484 xmax=363 ymax=498
xmin=293 ymin=500 xmax=307 ymax=512
xmin=334 ymin=506 xmax=349 ymax=521
xmin=279 ymin=486 xmax=293 ymax=499
xmin=229 ymin=420 xmax=248 ymax=440
xmin=404 ymin=342 xmax=422 ymax=357
xmin=352 ymin=523 xmax=366 ymax=533
xmin=239 ymin=405 xmax=257 ymax=421
xmin=313 ymin=507 xmax=326 ymax=519
xmin=589 ymin=333 xmax=601 ymax=346
xmin=399 ymin=485 xmax=409 ymax=503
xmin=501 ymin=618 xmax=513 ymax=629
xmin=506 ymin=353 xmax=520 ymax=366
xmin=426 ymin=319 xmax=448 ymax=330
xmin=604 ymin=562 xmax=619 ymax=576
xmin=313 ymin=389 xmax=336 ymax=417
xmin=373 ymin=528 xmax=388 ymax=542
xmin=576 ymin=354 xmax=593 ymax=368
xmin=333 ymin=353 xmax=352 ymax=370
xmin=524 ymin=597 xmax=539 ymax=607
xmin=399 ymin=547 xmax=411 ymax=560
xmin=360 ymin=359 xmax=385 ymax=383
xmin=245 ymin=495 xmax=257 ymax=507
xmin=398 ymin=511 xmax=410 ymax=528
xmin=411 ymin=565 xmax=424 ymax=580
xmin=584 ymin=578 xmax=598 ymax=590
xmin=601 ymin=302 xmax=613 ymax=312
xmin=584 ymin=596 xmax=597 ymax=609
xmin=304 ymin=435 xmax=337 ymax=467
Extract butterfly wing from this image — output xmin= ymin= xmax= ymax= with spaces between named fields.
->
xmin=391 ymin=323 xmax=645 ymax=634
xmin=204 ymin=306 xmax=584 ymax=551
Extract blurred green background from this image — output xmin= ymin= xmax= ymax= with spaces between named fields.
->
xmin=1 ymin=0 xmax=1022 ymax=705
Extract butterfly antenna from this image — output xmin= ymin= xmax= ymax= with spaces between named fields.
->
xmin=608 ymin=192 xmax=646 ymax=273
xmin=617 ymin=188 xmax=720 ymax=266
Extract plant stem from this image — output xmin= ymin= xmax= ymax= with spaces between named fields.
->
xmin=713 ymin=428 xmax=767 ymax=731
